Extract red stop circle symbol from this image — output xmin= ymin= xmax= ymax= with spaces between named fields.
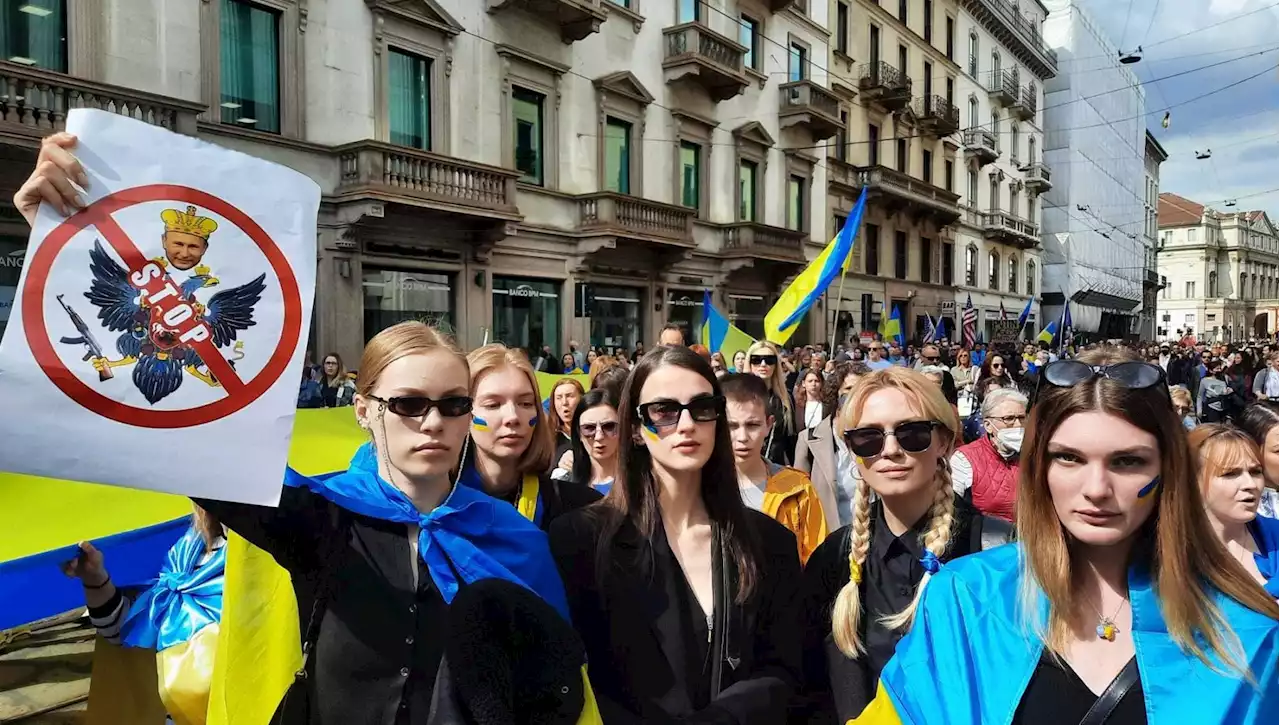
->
xmin=22 ymin=184 xmax=303 ymax=429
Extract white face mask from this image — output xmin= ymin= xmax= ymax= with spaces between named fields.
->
xmin=993 ymin=427 xmax=1025 ymax=457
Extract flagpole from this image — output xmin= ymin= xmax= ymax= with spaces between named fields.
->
xmin=827 ymin=199 xmax=859 ymax=348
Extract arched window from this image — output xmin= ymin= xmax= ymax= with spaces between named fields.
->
xmin=1011 ymin=123 xmax=1020 ymax=164
xmin=1008 ymin=254 xmax=1018 ymax=292
xmin=988 ymin=250 xmax=1000 ymax=290
xmin=1240 ymin=272 xmax=1248 ymax=298
xmin=1208 ymin=271 xmax=1217 ymax=298
xmin=968 ymin=32 xmax=979 ymax=76
xmin=991 ymin=112 xmax=1000 ymax=151
xmin=965 ymin=244 xmax=978 ymax=286
xmin=1028 ymin=136 xmax=1036 ymax=164
xmin=1026 ymin=260 xmax=1035 ymax=295
xmin=992 ymin=51 xmax=1001 ymax=77
xmin=969 ymin=95 xmax=979 ymax=129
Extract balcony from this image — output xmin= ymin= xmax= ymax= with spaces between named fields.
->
xmin=0 ymin=61 xmax=202 ymax=147
xmin=963 ymin=129 xmax=999 ymax=165
xmin=1144 ymin=268 xmax=1161 ymax=288
xmin=778 ymin=80 xmax=842 ymax=139
xmin=915 ymin=95 xmax=960 ymax=137
xmin=486 ymin=0 xmax=607 ymax=43
xmin=986 ymin=69 xmax=1019 ymax=108
xmin=1022 ymin=161 xmax=1052 ymax=193
xmin=858 ymin=62 xmax=912 ymax=112
xmin=961 ymin=0 xmax=1058 ymax=78
xmin=662 ymin=22 xmax=749 ymax=102
xmin=831 ymin=162 xmax=960 ymax=224
xmin=982 ymin=210 xmax=1039 ymax=249
xmin=720 ymin=222 xmax=807 ymax=264
xmin=1011 ymin=83 xmax=1036 ymax=121
xmin=578 ymin=192 xmax=695 ymax=247
xmin=334 ymin=141 xmax=520 ymax=220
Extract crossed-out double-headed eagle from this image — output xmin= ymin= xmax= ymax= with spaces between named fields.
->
xmin=61 ymin=205 xmax=266 ymax=404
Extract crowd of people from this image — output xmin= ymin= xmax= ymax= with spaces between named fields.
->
xmin=14 ymin=135 xmax=1280 ymax=725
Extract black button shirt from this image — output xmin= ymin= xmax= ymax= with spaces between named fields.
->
xmin=861 ymin=507 xmax=930 ymax=679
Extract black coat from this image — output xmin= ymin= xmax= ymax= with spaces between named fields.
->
xmin=794 ymin=496 xmax=1013 ymax=724
xmin=549 ymin=508 xmax=803 ymax=725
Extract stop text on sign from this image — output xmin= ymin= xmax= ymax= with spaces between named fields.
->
xmin=129 ymin=262 xmax=211 ymax=345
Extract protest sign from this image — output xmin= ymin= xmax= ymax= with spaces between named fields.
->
xmin=991 ymin=320 xmax=1022 ymax=345
xmin=0 ymin=110 xmax=320 ymax=506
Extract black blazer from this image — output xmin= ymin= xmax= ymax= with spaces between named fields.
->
xmin=549 ymin=508 xmax=802 ymax=725
xmin=196 ymin=489 xmax=450 ymax=725
xmin=533 ymin=472 xmax=602 ymax=531
xmin=795 ymin=495 xmax=1013 ymax=724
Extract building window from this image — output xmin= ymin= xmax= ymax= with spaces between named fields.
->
xmin=894 ymin=231 xmax=908 ymax=279
xmin=899 ymin=0 xmax=908 ymax=24
xmin=943 ymin=242 xmax=955 ymax=285
xmin=989 ymin=175 xmax=999 ymax=211
xmin=1008 ymin=254 xmax=1018 ymax=292
xmin=923 ymin=61 xmax=933 ymax=102
xmin=965 ymin=244 xmax=977 ymax=286
xmin=945 ymin=16 xmax=955 ymax=59
xmin=898 ymin=44 xmax=909 ymax=77
xmin=679 ymin=140 xmax=701 ymax=210
xmin=739 ymin=15 xmax=761 ymax=71
xmin=921 ymin=237 xmax=933 ymax=283
xmin=493 ymin=276 xmax=562 ymax=361
xmin=1239 ymin=273 xmax=1246 ymax=298
xmin=922 ymin=149 xmax=932 ymax=184
xmin=896 ymin=138 xmax=907 ymax=172
xmin=220 ymin=0 xmax=281 ymax=133
xmin=1208 ymin=270 xmax=1217 ymax=297
xmin=513 ymin=87 xmax=546 ymax=185
xmin=388 ymin=49 xmax=431 ymax=150
xmin=866 ymin=224 xmax=881 ymax=276
xmin=836 ymin=2 xmax=849 ymax=54
xmin=789 ymin=41 xmax=807 ymax=81
xmin=870 ymin=24 xmax=881 ymax=65
xmin=967 ymin=169 xmax=978 ymax=206
xmin=967 ymin=31 xmax=978 ymax=77
xmin=1028 ymin=135 xmax=1036 ymax=164
xmin=677 ymin=0 xmax=699 ymax=23
xmin=364 ymin=268 xmax=456 ymax=343
xmin=1026 ymin=260 xmax=1035 ymax=295
xmin=988 ymin=250 xmax=1000 ymax=290
xmin=991 ymin=112 xmax=1000 ymax=151
xmin=590 ymin=284 xmax=645 ymax=353
xmin=944 ymin=160 xmax=954 ymax=192
xmin=1161 ymin=275 xmax=1168 ymax=299
xmin=868 ymin=124 xmax=880 ymax=166
xmin=739 ymin=160 xmax=758 ymax=221
xmin=991 ymin=50 xmax=1001 ymax=76
xmin=2 ymin=0 xmax=66 ymax=71
xmin=1188 ymin=228 xmax=1197 ymax=241
xmin=1186 ymin=280 xmax=1196 ymax=298
xmin=1011 ymin=124 xmax=1020 ymax=164
xmin=604 ymin=117 xmax=632 ymax=194
xmin=968 ymin=95 xmax=979 ymax=128
xmin=787 ymin=174 xmax=806 ymax=231
xmin=836 ymin=109 xmax=849 ymax=162
xmin=923 ymin=0 xmax=933 ymax=42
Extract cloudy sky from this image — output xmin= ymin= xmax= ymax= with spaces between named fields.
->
xmin=1073 ymin=0 xmax=1279 ymax=220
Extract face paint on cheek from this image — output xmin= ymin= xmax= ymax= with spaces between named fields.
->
xmin=471 ymin=416 xmax=490 ymax=432
xmin=855 ymin=456 xmax=865 ymax=466
xmin=642 ymin=423 xmax=660 ymax=441
xmin=1137 ymin=475 xmax=1161 ymax=499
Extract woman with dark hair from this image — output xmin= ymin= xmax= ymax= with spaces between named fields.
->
xmin=553 ymin=388 xmax=622 ymax=495
xmin=1237 ymin=402 xmax=1280 ymax=518
xmin=549 ymin=346 xmax=802 ymax=724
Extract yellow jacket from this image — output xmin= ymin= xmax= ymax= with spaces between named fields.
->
xmin=761 ymin=465 xmax=829 ymax=565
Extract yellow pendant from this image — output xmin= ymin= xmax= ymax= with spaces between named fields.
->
xmin=1096 ymin=623 xmax=1117 ymax=642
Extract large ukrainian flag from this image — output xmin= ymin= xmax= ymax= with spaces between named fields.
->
xmin=700 ymin=290 xmax=756 ymax=365
xmin=763 ymin=186 xmax=868 ymax=345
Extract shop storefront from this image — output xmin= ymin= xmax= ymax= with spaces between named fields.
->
xmin=493 ymin=276 xmax=561 ymax=359
xmin=727 ymin=294 xmax=767 ymax=340
xmin=666 ymin=289 xmax=704 ymax=343
xmin=362 ymin=268 xmax=456 ymax=342
xmin=590 ymin=284 xmax=644 ymax=352
xmin=0 ymin=235 xmax=22 ymax=343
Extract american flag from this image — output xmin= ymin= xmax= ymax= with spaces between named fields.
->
xmin=962 ymin=294 xmax=977 ymax=347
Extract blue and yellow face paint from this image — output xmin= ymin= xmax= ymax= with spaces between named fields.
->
xmin=641 ymin=423 xmax=661 ymax=441
xmin=1137 ymin=475 xmax=1161 ymax=499
xmin=471 ymin=416 xmax=490 ymax=432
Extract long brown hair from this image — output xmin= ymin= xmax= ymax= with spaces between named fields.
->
xmin=466 ymin=343 xmax=556 ymax=475
xmin=595 ymin=346 xmax=760 ymax=603
xmin=1018 ymin=348 xmax=1277 ymax=674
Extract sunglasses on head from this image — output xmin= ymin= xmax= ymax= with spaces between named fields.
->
xmin=366 ymin=394 xmax=474 ymax=418
xmin=923 ymin=355 xmax=940 ymax=362
xmin=1037 ymin=360 xmax=1166 ymax=396
xmin=842 ymin=420 xmax=940 ymax=457
xmin=750 ymin=354 xmax=778 ymax=366
xmin=579 ymin=421 xmax=619 ymax=438
xmin=637 ymin=395 xmax=724 ymax=428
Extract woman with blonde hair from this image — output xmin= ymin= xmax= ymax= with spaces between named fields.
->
xmin=849 ymin=349 xmax=1278 ymax=724
xmin=1188 ymin=424 xmax=1278 ymax=598
xmin=587 ymin=354 xmax=618 ymax=386
xmin=549 ymin=376 xmax=585 ymax=464
xmin=797 ymin=367 xmax=1010 ymax=721
xmin=747 ymin=340 xmax=796 ymax=466
xmin=462 ymin=344 xmax=599 ymax=531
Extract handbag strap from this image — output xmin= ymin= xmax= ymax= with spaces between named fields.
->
xmin=1077 ymin=658 xmax=1140 ymax=725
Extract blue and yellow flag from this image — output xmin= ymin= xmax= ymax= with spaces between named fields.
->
xmin=1037 ymin=320 xmax=1058 ymax=346
xmin=879 ymin=302 xmax=904 ymax=348
xmin=700 ymin=290 xmax=756 ymax=366
xmin=763 ymin=187 xmax=868 ymax=345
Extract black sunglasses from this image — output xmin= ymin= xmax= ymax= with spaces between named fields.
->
xmin=750 ymin=354 xmax=778 ymax=366
xmin=843 ymin=420 xmax=939 ymax=457
xmin=637 ymin=395 xmax=724 ymax=428
xmin=366 ymin=394 xmax=474 ymax=418
xmin=579 ymin=421 xmax=619 ymax=438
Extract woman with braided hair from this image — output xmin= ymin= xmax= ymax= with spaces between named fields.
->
xmin=795 ymin=367 xmax=1011 ymax=723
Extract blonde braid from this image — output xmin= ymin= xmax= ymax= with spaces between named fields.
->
xmin=880 ymin=468 xmax=956 ymax=631
xmin=831 ymin=477 xmax=874 ymax=657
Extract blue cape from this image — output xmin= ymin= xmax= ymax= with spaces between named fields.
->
xmin=1250 ymin=516 xmax=1279 ymax=599
xmin=120 ymin=525 xmax=225 ymax=651
xmin=878 ymin=544 xmax=1278 ymax=725
xmin=284 ymin=443 xmax=569 ymax=621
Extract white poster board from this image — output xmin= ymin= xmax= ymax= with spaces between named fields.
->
xmin=0 ymin=110 xmax=320 ymax=505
